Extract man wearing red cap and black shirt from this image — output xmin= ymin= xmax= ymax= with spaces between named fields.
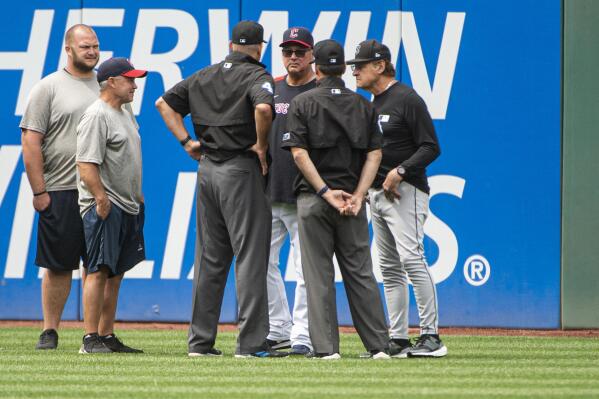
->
xmin=76 ymin=57 xmax=148 ymax=353
xmin=156 ymin=21 xmax=287 ymax=358
xmin=282 ymin=39 xmax=390 ymax=360
xmin=266 ymin=27 xmax=316 ymax=356
xmin=347 ymin=39 xmax=445 ymax=358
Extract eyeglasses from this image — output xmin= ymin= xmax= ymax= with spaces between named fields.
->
xmin=282 ymin=48 xmax=309 ymax=58
xmin=351 ymin=63 xmax=367 ymax=71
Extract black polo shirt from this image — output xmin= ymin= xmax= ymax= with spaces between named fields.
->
xmin=268 ymin=76 xmax=317 ymax=204
xmin=372 ymin=82 xmax=440 ymax=194
xmin=161 ymin=51 xmax=275 ymax=162
xmin=281 ymin=76 xmax=382 ymax=194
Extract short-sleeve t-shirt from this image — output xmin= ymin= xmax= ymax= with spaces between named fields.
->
xmin=19 ymin=69 xmax=100 ymax=191
xmin=268 ymin=76 xmax=317 ymax=204
xmin=76 ymin=99 xmax=143 ymax=216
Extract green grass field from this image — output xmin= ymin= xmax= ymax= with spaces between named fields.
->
xmin=1 ymin=328 xmax=599 ymax=398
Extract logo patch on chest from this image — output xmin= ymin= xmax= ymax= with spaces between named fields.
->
xmin=275 ymin=103 xmax=290 ymax=114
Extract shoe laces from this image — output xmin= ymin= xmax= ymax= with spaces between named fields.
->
xmin=414 ymin=335 xmax=431 ymax=347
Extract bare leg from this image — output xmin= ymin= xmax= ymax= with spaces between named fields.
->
xmin=83 ymin=268 xmax=108 ymax=334
xmin=98 ymin=274 xmax=123 ymax=336
xmin=42 ymin=269 xmax=72 ymax=331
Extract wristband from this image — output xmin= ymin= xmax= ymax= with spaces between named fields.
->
xmin=180 ymin=135 xmax=192 ymax=146
xmin=316 ymin=185 xmax=329 ymax=197
xmin=33 ymin=190 xmax=47 ymax=197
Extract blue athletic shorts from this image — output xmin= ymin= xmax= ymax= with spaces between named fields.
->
xmin=82 ymin=202 xmax=145 ymax=277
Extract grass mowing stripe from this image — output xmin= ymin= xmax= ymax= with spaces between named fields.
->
xmin=2 ymin=327 xmax=599 ymax=399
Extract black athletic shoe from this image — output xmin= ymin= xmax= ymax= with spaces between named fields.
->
xmin=35 ymin=329 xmax=58 ymax=350
xmin=79 ymin=333 xmax=113 ymax=354
xmin=189 ymin=348 xmax=223 ymax=357
xmin=407 ymin=334 xmax=447 ymax=358
xmin=388 ymin=338 xmax=412 ymax=358
xmin=235 ymin=350 xmax=289 ymax=358
xmin=266 ymin=339 xmax=291 ymax=350
xmin=101 ymin=334 xmax=143 ymax=353
xmin=288 ymin=345 xmax=311 ymax=355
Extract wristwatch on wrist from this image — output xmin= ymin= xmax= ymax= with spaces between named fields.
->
xmin=396 ymin=165 xmax=406 ymax=177
xmin=180 ymin=135 xmax=192 ymax=146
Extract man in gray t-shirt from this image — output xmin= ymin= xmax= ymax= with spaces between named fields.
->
xmin=19 ymin=24 xmax=100 ymax=351
xmin=76 ymin=57 xmax=147 ymax=354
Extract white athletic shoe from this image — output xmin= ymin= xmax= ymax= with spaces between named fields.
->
xmin=307 ymin=352 xmax=341 ymax=360
xmin=371 ymin=351 xmax=391 ymax=360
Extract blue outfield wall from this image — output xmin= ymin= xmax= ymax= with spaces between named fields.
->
xmin=0 ymin=1 xmax=561 ymax=327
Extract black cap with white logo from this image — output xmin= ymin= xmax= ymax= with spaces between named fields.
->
xmin=346 ymin=39 xmax=391 ymax=65
xmin=232 ymin=20 xmax=267 ymax=45
xmin=312 ymin=39 xmax=345 ymax=66
xmin=280 ymin=27 xmax=314 ymax=48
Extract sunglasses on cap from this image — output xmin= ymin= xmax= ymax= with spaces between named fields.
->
xmin=282 ymin=48 xmax=309 ymax=58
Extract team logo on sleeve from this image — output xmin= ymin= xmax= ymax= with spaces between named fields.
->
xmin=377 ymin=114 xmax=390 ymax=133
xmin=282 ymin=132 xmax=291 ymax=141
xmin=262 ymin=82 xmax=273 ymax=94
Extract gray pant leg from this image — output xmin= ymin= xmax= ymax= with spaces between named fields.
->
xmin=369 ymin=190 xmax=410 ymax=339
xmin=333 ymin=206 xmax=389 ymax=352
xmin=374 ymin=185 xmax=439 ymax=336
xmin=189 ymin=160 xmax=234 ymax=353
xmin=297 ymin=194 xmax=338 ymax=354
xmin=218 ymin=155 xmax=270 ymax=354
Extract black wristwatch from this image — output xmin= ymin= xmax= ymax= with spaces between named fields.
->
xmin=180 ymin=135 xmax=192 ymax=146
xmin=396 ymin=165 xmax=406 ymax=177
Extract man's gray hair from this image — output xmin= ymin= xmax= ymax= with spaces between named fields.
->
xmin=99 ymin=80 xmax=109 ymax=91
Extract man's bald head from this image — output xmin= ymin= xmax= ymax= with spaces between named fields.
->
xmin=65 ymin=24 xmax=97 ymax=47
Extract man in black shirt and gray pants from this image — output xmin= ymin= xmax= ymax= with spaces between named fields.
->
xmin=348 ymin=39 xmax=446 ymax=357
xmin=282 ymin=39 xmax=390 ymax=360
xmin=156 ymin=21 xmax=286 ymax=358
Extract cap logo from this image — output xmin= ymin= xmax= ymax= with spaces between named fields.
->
xmin=355 ymin=45 xmax=361 ymax=56
xmin=290 ymin=28 xmax=299 ymax=38
xmin=329 ymin=58 xmax=337 ymax=63
xmin=223 ymin=62 xmax=232 ymax=69
xmin=375 ymin=52 xmax=381 ymax=58
xmin=239 ymin=38 xmax=246 ymax=43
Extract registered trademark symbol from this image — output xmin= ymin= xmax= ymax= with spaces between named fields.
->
xmin=463 ymin=255 xmax=490 ymax=286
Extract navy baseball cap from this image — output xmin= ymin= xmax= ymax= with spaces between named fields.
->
xmin=312 ymin=39 xmax=344 ymax=66
xmin=97 ymin=57 xmax=147 ymax=83
xmin=280 ymin=27 xmax=314 ymax=48
xmin=232 ymin=20 xmax=267 ymax=45
xmin=346 ymin=39 xmax=391 ymax=65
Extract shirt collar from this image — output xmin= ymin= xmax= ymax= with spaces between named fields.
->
xmin=225 ymin=51 xmax=266 ymax=68
xmin=316 ymin=76 xmax=346 ymax=88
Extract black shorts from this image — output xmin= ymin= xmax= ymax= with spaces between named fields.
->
xmin=35 ymin=190 xmax=87 ymax=271
xmin=82 ymin=202 xmax=145 ymax=277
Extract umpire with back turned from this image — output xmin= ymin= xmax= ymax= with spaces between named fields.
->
xmin=155 ymin=20 xmax=287 ymax=358
xmin=282 ymin=39 xmax=390 ymax=360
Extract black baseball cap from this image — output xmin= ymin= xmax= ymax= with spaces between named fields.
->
xmin=346 ymin=39 xmax=391 ymax=65
xmin=280 ymin=27 xmax=314 ymax=48
xmin=232 ymin=20 xmax=267 ymax=45
xmin=312 ymin=39 xmax=344 ymax=66
xmin=97 ymin=57 xmax=147 ymax=83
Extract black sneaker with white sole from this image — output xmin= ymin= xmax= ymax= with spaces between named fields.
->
xmin=388 ymin=338 xmax=412 ymax=358
xmin=35 ymin=329 xmax=58 ymax=350
xmin=189 ymin=348 xmax=223 ymax=357
xmin=266 ymin=339 xmax=291 ymax=350
xmin=407 ymin=334 xmax=447 ymax=358
xmin=101 ymin=334 xmax=143 ymax=353
xmin=79 ymin=333 xmax=113 ymax=354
